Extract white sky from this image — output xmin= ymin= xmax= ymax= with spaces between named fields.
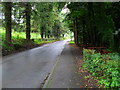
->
xmin=61 ymin=8 xmax=70 ymax=14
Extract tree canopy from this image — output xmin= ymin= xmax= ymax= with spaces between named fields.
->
xmin=66 ymin=2 xmax=120 ymax=52
xmin=1 ymin=2 xmax=120 ymax=52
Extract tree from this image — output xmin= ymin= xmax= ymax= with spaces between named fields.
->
xmin=25 ymin=3 xmax=31 ymax=40
xmin=32 ymin=2 xmax=66 ymax=39
xmin=4 ymin=2 xmax=12 ymax=42
xmin=111 ymin=2 xmax=120 ymax=52
xmin=67 ymin=2 xmax=115 ymax=50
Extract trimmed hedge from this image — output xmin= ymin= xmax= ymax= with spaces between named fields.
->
xmin=82 ymin=49 xmax=120 ymax=88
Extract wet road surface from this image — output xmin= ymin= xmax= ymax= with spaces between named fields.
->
xmin=45 ymin=43 xmax=81 ymax=88
xmin=2 ymin=40 xmax=67 ymax=88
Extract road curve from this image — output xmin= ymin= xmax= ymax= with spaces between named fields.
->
xmin=2 ymin=40 xmax=67 ymax=88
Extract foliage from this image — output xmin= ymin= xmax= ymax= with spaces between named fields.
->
xmin=2 ymin=41 xmax=14 ymax=52
xmin=67 ymin=2 xmax=120 ymax=52
xmin=82 ymin=49 xmax=120 ymax=88
xmin=34 ymin=39 xmax=56 ymax=44
xmin=1 ymin=28 xmax=41 ymax=40
xmin=0 ymin=27 xmax=55 ymax=52
xmin=32 ymin=2 xmax=67 ymax=39
xmin=1 ymin=2 xmax=68 ymax=41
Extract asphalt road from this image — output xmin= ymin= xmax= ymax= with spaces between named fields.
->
xmin=2 ymin=40 xmax=67 ymax=88
xmin=45 ymin=43 xmax=81 ymax=88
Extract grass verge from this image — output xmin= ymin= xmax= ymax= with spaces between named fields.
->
xmin=69 ymin=40 xmax=75 ymax=44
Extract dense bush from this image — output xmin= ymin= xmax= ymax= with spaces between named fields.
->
xmin=82 ymin=49 xmax=120 ymax=88
xmin=2 ymin=41 xmax=14 ymax=52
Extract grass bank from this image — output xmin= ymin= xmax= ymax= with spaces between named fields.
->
xmin=0 ymin=27 xmax=58 ymax=56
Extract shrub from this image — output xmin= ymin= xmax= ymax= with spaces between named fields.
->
xmin=82 ymin=49 xmax=120 ymax=88
xmin=2 ymin=41 xmax=14 ymax=52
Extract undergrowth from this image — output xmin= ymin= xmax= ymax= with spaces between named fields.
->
xmin=0 ymin=28 xmax=58 ymax=55
xmin=82 ymin=49 xmax=120 ymax=88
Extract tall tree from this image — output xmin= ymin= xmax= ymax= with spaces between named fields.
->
xmin=33 ymin=2 xmax=66 ymax=39
xmin=111 ymin=2 xmax=120 ymax=52
xmin=25 ymin=3 xmax=31 ymax=40
xmin=67 ymin=2 xmax=115 ymax=49
xmin=4 ymin=2 xmax=12 ymax=42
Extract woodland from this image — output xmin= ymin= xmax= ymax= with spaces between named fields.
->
xmin=1 ymin=2 xmax=120 ymax=88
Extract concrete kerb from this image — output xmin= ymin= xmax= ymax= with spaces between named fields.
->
xmin=42 ymin=43 xmax=67 ymax=89
xmin=42 ymin=54 xmax=60 ymax=89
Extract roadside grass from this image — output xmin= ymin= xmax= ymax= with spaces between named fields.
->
xmin=1 ymin=28 xmax=41 ymax=40
xmin=0 ymin=27 xmax=58 ymax=55
xmin=69 ymin=40 xmax=75 ymax=44
xmin=34 ymin=39 xmax=57 ymax=44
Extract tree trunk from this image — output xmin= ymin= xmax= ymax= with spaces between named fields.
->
xmin=41 ymin=27 xmax=44 ymax=39
xmin=73 ymin=20 xmax=76 ymax=43
xmin=76 ymin=17 xmax=79 ymax=45
xmin=74 ymin=17 xmax=78 ymax=45
xmin=4 ymin=2 xmax=12 ymax=43
xmin=82 ymin=17 xmax=86 ymax=45
xmin=90 ymin=2 xmax=96 ymax=46
xmin=45 ymin=31 xmax=47 ymax=39
xmin=87 ymin=3 xmax=93 ymax=45
xmin=41 ymin=33 xmax=43 ymax=39
xmin=48 ymin=31 xmax=50 ymax=38
xmin=25 ymin=3 xmax=31 ymax=40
